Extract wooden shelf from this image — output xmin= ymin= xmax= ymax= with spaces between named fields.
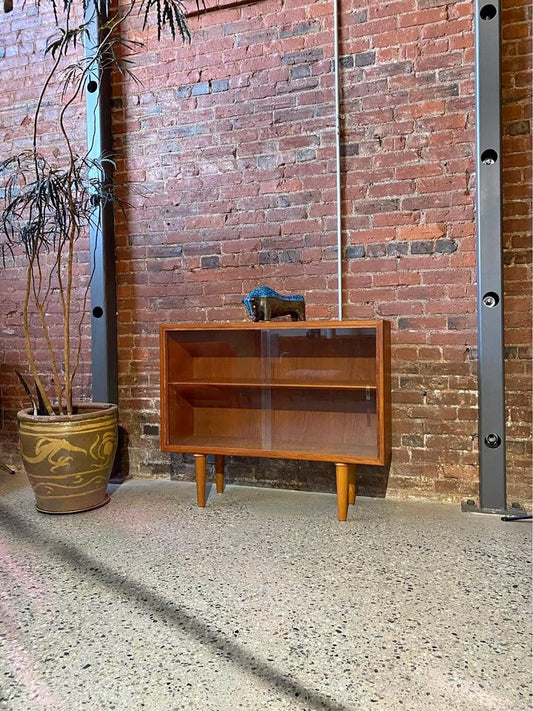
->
xmin=168 ymin=379 xmax=377 ymax=390
xmin=160 ymin=320 xmax=391 ymax=520
xmin=164 ymin=433 xmax=379 ymax=464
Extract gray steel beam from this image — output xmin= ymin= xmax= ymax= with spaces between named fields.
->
xmin=84 ymin=2 xmax=118 ymax=405
xmin=474 ymin=0 xmax=506 ymax=511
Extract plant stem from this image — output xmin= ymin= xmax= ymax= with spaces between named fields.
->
xmin=23 ymin=256 xmax=54 ymax=415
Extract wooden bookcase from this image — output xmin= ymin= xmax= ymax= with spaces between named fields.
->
xmin=160 ymin=321 xmax=391 ymax=520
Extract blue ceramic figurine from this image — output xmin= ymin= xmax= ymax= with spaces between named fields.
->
xmin=243 ymin=286 xmax=306 ymax=322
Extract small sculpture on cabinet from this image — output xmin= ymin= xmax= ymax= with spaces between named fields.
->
xmin=243 ymin=286 xmax=306 ymax=322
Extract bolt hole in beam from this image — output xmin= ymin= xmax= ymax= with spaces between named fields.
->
xmin=92 ymin=306 xmax=104 ymax=319
xmin=87 ymin=79 xmax=98 ymax=93
xmin=482 ymin=291 xmax=500 ymax=308
xmin=480 ymin=4 xmax=497 ymax=19
xmin=481 ymin=148 xmax=498 ymax=165
xmin=485 ymin=433 xmax=502 ymax=448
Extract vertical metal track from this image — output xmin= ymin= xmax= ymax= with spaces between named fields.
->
xmin=474 ymin=0 xmax=506 ymax=510
xmin=333 ymin=0 xmax=343 ymax=321
xmin=84 ymin=1 xmax=118 ymax=405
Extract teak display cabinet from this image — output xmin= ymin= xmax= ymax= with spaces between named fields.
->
xmin=160 ymin=321 xmax=391 ymax=520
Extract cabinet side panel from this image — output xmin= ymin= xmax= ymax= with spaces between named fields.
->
xmin=167 ymin=387 xmax=195 ymax=445
xmin=384 ymin=320 xmax=392 ymax=463
xmin=166 ymin=337 xmax=194 ymax=382
xmin=375 ymin=321 xmax=392 ymax=465
xmin=160 ymin=328 xmax=169 ymax=449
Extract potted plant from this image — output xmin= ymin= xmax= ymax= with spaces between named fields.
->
xmin=0 ymin=0 xmax=191 ymax=513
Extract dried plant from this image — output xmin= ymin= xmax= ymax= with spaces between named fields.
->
xmin=0 ymin=0 xmax=192 ymax=414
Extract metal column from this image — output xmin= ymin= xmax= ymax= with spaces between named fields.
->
xmin=84 ymin=1 xmax=118 ymax=405
xmin=467 ymin=0 xmax=507 ymax=513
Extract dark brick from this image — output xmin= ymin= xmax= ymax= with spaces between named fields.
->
xmin=147 ymin=245 xmax=183 ymax=258
xmin=345 ymin=245 xmax=365 ymax=259
xmin=411 ymin=240 xmax=434 ymax=254
xmin=447 ymin=316 xmax=467 ymax=330
xmin=398 ymin=317 xmax=416 ymax=330
xmin=340 ymin=55 xmax=354 ymax=69
xmin=378 ymin=61 xmax=413 ymax=76
xmin=280 ymin=249 xmax=302 ymax=263
xmin=257 ymin=155 xmax=278 ymax=169
xmin=435 ymin=239 xmax=458 ymax=254
xmin=175 ymin=86 xmax=191 ymax=99
xmin=504 ymin=346 xmax=520 ymax=359
xmin=192 ymin=82 xmax=210 ymax=96
xmin=259 ymin=251 xmax=279 ymax=265
xmin=341 ymin=142 xmax=359 ymax=157
xmin=184 ymin=243 xmax=220 ymax=257
xmin=402 ymin=434 xmax=424 ymax=447
xmin=354 ymin=51 xmax=376 ymax=67
xmin=352 ymin=9 xmax=368 ymax=23
xmin=387 ymin=242 xmax=409 ymax=257
xmin=143 ymin=424 xmax=159 ymax=436
xmin=506 ymin=120 xmax=530 ymax=136
xmin=211 ymin=79 xmax=229 ymax=93
xmin=281 ymin=49 xmax=324 ymax=65
xmin=290 ymin=64 xmax=311 ymax=80
xmin=177 ymin=124 xmax=202 ymax=137
xmin=201 ymin=256 xmax=220 ymax=269
xmin=296 ymin=148 xmax=316 ymax=162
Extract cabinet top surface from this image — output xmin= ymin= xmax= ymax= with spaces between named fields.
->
xmin=161 ymin=320 xmax=388 ymax=332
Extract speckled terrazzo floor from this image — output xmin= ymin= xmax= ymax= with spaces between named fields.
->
xmin=0 ymin=474 xmax=531 ymax=711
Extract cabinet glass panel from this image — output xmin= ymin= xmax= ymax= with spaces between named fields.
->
xmin=166 ymin=330 xmax=264 ymax=385
xmin=166 ymin=327 xmax=377 ymax=389
xmin=270 ymin=386 xmax=378 ymax=459
xmin=167 ymin=384 xmax=378 ymax=460
xmin=167 ymin=384 xmax=269 ymax=452
xmin=266 ymin=327 xmax=377 ymax=388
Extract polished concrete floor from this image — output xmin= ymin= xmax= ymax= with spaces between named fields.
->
xmin=0 ymin=473 xmax=531 ymax=711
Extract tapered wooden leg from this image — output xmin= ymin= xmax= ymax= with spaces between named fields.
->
xmin=335 ymin=463 xmax=349 ymax=522
xmin=215 ymin=455 xmax=225 ymax=494
xmin=194 ymin=454 xmax=207 ymax=507
xmin=348 ymin=464 xmax=356 ymax=505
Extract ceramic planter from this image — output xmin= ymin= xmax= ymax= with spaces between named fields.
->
xmin=17 ymin=403 xmax=118 ymax=514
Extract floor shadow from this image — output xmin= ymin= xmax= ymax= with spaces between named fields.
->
xmin=110 ymin=425 xmax=130 ymax=484
xmin=170 ymin=453 xmax=391 ymax=499
xmin=0 ymin=502 xmax=354 ymax=711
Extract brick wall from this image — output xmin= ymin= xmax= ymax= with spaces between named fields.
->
xmin=0 ymin=0 xmax=531 ymax=506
